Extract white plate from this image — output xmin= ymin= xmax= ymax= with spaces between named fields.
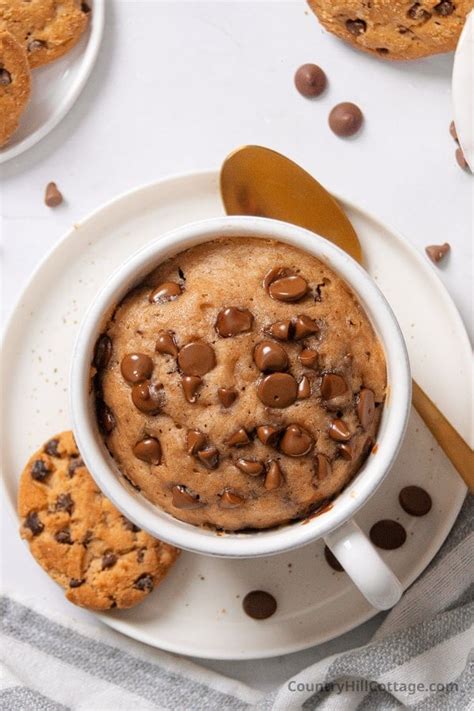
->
xmin=1 ymin=171 xmax=469 ymax=660
xmin=0 ymin=0 xmax=105 ymax=164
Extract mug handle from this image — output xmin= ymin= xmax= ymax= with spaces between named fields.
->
xmin=324 ymin=519 xmax=403 ymax=610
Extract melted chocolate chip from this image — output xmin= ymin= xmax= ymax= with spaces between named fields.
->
xmin=215 ymin=307 xmax=253 ymax=337
xmin=338 ymin=442 xmax=354 ymax=461
xmin=123 ymin=517 xmax=141 ymax=533
xmin=133 ymin=437 xmax=162 ymax=465
xmin=321 ymin=373 xmax=347 ymax=400
xmin=328 ymin=419 xmax=351 ymax=441
xmin=265 ymin=461 xmax=282 ymax=490
xmin=299 ymin=349 xmax=318 ymax=369
xmin=97 ymin=401 xmax=116 ymax=433
xmin=134 ymin=573 xmax=154 ymax=592
xmin=220 ymin=489 xmax=245 ymax=508
xmin=68 ymin=457 xmax=84 ymax=477
xmin=294 ymin=63 xmax=327 ymax=98
xmin=280 ymin=425 xmax=313 ymax=457
xmin=102 ymin=553 xmax=118 ymax=569
xmin=69 ymin=578 xmax=84 ymax=588
xmin=44 ymin=438 xmax=60 ymax=456
xmin=121 ymin=353 xmax=154 ymax=383
xmin=434 ymin=0 xmax=454 ymax=15
xmin=256 ymin=425 xmax=281 ymax=447
xmin=31 ymin=459 xmax=50 ymax=481
xmin=314 ymin=454 xmax=331 ymax=481
xmin=235 ymin=459 xmax=264 ymax=476
xmin=268 ymin=274 xmax=308 ymax=302
xmin=149 ymin=281 xmax=182 ymax=303
xmin=55 ymin=530 xmax=72 ymax=544
xmin=294 ymin=315 xmax=319 ymax=340
xmin=243 ymin=590 xmax=277 ymax=619
xmin=297 ymin=376 xmax=311 ymax=399
xmin=55 ymin=493 xmax=74 ymax=513
xmin=93 ymin=334 xmax=112 ymax=369
xmin=266 ymin=320 xmax=293 ymax=341
xmin=346 ymin=18 xmax=367 ymax=35
xmin=357 ymin=389 xmax=375 ymax=429
xmin=399 ymin=486 xmax=432 ymax=516
xmin=227 ymin=428 xmax=251 ymax=447
xmin=24 ymin=512 xmax=43 ymax=536
xmin=181 ymin=375 xmax=202 ymax=403
xmin=0 ymin=68 xmax=11 ymax=85
xmin=196 ymin=446 xmax=219 ymax=470
xmin=171 ymin=485 xmax=204 ymax=509
xmin=131 ymin=381 xmax=163 ymax=414
xmin=257 ymin=373 xmax=298 ymax=408
xmin=407 ymin=3 xmax=431 ymax=20
xmin=218 ymin=387 xmax=238 ymax=408
xmin=253 ymin=340 xmax=289 ymax=372
xmin=324 ymin=546 xmax=344 ymax=572
xmin=178 ymin=341 xmax=216 ymax=376
xmin=186 ymin=429 xmax=207 ymax=455
xmin=155 ymin=331 xmax=178 ymax=357
xmin=28 ymin=39 xmax=47 ymax=52
xmin=370 ymin=520 xmax=407 ymax=550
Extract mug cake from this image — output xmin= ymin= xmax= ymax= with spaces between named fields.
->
xmin=92 ymin=237 xmax=386 ymax=531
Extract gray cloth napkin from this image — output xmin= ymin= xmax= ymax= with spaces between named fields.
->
xmin=1 ymin=495 xmax=472 ymax=711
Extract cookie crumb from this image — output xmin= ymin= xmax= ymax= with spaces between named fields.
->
xmin=45 ymin=182 xmax=63 ymax=207
xmin=425 ymin=243 xmax=450 ymax=264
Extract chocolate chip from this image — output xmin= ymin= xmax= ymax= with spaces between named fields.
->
xmin=68 ymin=457 xmax=84 ymax=476
xmin=218 ymin=387 xmax=238 ymax=408
xmin=44 ymin=438 xmax=60 ymax=456
xmin=102 ymin=553 xmax=118 ymax=569
xmin=321 ymin=373 xmax=347 ymax=400
xmin=269 ymin=274 xmax=308 ymax=302
xmin=328 ymin=419 xmax=352 ymax=441
xmin=407 ymin=3 xmax=431 ymax=21
xmin=121 ymin=353 xmax=154 ymax=383
xmin=155 ymin=331 xmax=178 ymax=357
xmin=294 ymin=63 xmax=327 ymax=98
xmin=265 ymin=461 xmax=282 ymax=490
xmin=314 ymin=454 xmax=331 ymax=481
xmin=178 ymin=341 xmax=216 ymax=376
xmin=297 ymin=376 xmax=311 ymax=399
xmin=28 ymin=39 xmax=47 ymax=52
xmin=171 ymin=485 xmax=204 ymax=509
xmin=449 ymin=121 xmax=458 ymax=142
xmin=24 ymin=512 xmax=44 ymax=536
xmin=44 ymin=182 xmax=63 ymax=207
xmin=376 ymin=47 xmax=390 ymax=54
xmin=357 ymin=388 xmax=375 ymax=429
xmin=243 ymin=590 xmax=277 ymax=619
xmin=131 ymin=381 xmax=163 ymax=414
xmin=81 ymin=2 xmax=91 ymax=12
xmin=299 ymin=349 xmax=318 ymax=369
xmin=134 ymin=573 xmax=154 ymax=592
xmin=181 ymin=375 xmax=202 ymax=403
xmin=93 ymin=334 xmax=112 ymax=369
xmin=293 ymin=314 xmax=319 ymax=340
xmin=196 ymin=446 xmax=219 ymax=470
xmin=425 ymin=243 xmax=451 ymax=264
xmin=96 ymin=401 xmax=116 ymax=433
xmin=266 ymin=320 xmax=293 ymax=341
xmin=123 ymin=517 xmax=141 ymax=533
xmin=55 ymin=493 xmax=74 ymax=513
xmin=149 ymin=281 xmax=182 ymax=303
xmin=329 ymin=102 xmax=363 ymax=137
xmin=55 ymin=529 xmax=72 ymax=544
xmin=280 ymin=424 xmax=313 ymax=456
xmin=186 ymin=429 xmax=207 ymax=455
xmin=253 ymin=340 xmax=289 ymax=372
xmin=434 ymin=0 xmax=454 ymax=15
xmin=399 ymin=486 xmax=432 ymax=516
xmin=256 ymin=425 xmax=280 ymax=448
xmin=338 ymin=442 xmax=354 ymax=460
xmin=370 ymin=520 xmax=407 ymax=550
xmin=455 ymin=147 xmax=470 ymax=172
xmin=0 ymin=68 xmax=11 ymax=85
xmin=227 ymin=428 xmax=251 ymax=447
xmin=215 ymin=307 xmax=254 ymax=337
xmin=31 ymin=459 xmax=50 ymax=481
xmin=257 ymin=372 xmax=298 ymax=408
xmin=82 ymin=530 xmax=93 ymax=545
xmin=133 ymin=437 xmax=162 ymax=465
xmin=235 ymin=459 xmax=264 ymax=476
xmin=220 ymin=489 xmax=245 ymax=508
xmin=324 ymin=546 xmax=344 ymax=572
xmin=69 ymin=578 xmax=84 ymax=588
xmin=346 ymin=18 xmax=367 ymax=35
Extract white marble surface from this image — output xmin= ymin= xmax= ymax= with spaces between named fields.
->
xmin=0 ymin=0 xmax=471 ymax=693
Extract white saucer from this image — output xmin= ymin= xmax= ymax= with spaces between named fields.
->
xmin=1 ymin=171 xmax=469 ymax=659
xmin=0 ymin=0 xmax=105 ymax=164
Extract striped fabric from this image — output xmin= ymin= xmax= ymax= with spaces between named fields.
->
xmin=1 ymin=496 xmax=472 ymax=711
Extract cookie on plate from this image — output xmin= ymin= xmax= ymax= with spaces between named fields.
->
xmin=18 ymin=431 xmax=180 ymax=610
xmin=307 ymin=0 xmax=472 ymax=60
xmin=0 ymin=31 xmax=31 ymax=147
xmin=0 ymin=0 xmax=90 ymax=69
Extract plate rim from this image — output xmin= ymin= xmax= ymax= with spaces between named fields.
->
xmin=0 ymin=0 xmax=105 ymax=165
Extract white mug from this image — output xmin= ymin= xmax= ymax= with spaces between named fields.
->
xmin=70 ymin=216 xmax=411 ymax=610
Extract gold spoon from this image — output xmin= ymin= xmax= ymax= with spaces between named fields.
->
xmin=221 ymin=145 xmax=473 ymax=492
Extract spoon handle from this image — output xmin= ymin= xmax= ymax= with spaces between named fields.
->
xmin=412 ymin=380 xmax=474 ymax=491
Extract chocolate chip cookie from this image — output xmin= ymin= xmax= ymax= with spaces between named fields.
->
xmin=0 ymin=0 xmax=90 ymax=69
xmin=307 ymin=0 xmax=472 ymax=60
xmin=94 ymin=237 xmax=387 ymax=531
xmin=0 ymin=31 xmax=31 ymax=147
xmin=18 ymin=431 xmax=180 ymax=610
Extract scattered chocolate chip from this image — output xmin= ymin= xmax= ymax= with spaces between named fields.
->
xmin=28 ymin=39 xmax=47 ymax=52
xmin=357 ymin=388 xmax=375 ymax=429
xmin=102 ymin=553 xmax=118 ymax=569
xmin=96 ymin=400 xmax=116 ymax=433
xmin=321 ymin=373 xmax=347 ymax=400
xmin=134 ymin=573 xmax=154 ymax=592
xmin=329 ymin=102 xmax=363 ymax=137
xmin=93 ymin=334 xmax=112 ymax=370
xmin=407 ymin=3 xmax=432 ymax=20
xmin=55 ymin=493 xmax=74 ymax=513
xmin=218 ymin=387 xmax=238 ymax=408
xmin=297 ymin=375 xmax=311 ymax=399
xmin=253 ymin=340 xmax=289 ymax=372
xmin=178 ymin=341 xmax=216 ymax=376
xmin=181 ymin=375 xmax=202 ymax=403
xmin=215 ymin=307 xmax=253 ymax=337
xmin=299 ymin=348 xmax=318 ymax=369
xmin=55 ymin=529 xmax=72 ymax=544
xmin=294 ymin=63 xmax=327 ymax=98
xmin=24 ymin=512 xmax=43 ymax=536
xmin=243 ymin=590 xmax=277 ymax=619
xmin=280 ymin=424 xmax=313 ymax=456
xmin=220 ymin=489 xmax=245 ymax=508
xmin=324 ymin=546 xmax=344 ymax=572
xmin=186 ymin=429 xmax=207 ymax=455
xmin=338 ymin=442 xmax=354 ymax=460
xmin=31 ymin=459 xmax=50 ymax=481
xmin=68 ymin=457 xmax=84 ymax=476
xmin=449 ymin=121 xmax=458 ymax=142
xmin=257 ymin=372 xmax=298 ymax=408
xmin=123 ymin=517 xmax=141 ymax=533
xmin=266 ymin=320 xmax=293 ymax=341
xmin=121 ymin=353 xmax=154 ymax=383
xmin=155 ymin=331 xmax=178 ymax=357
xmin=455 ymin=147 xmax=471 ymax=172
xmin=370 ymin=520 xmax=407 ymax=550
xmin=426 ymin=243 xmax=451 ymax=266
xmin=265 ymin=460 xmax=282 ymax=490
xmin=346 ymin=19 xmax=367 ymax=36
xmin=314 ymin=454 xmax=331 ymax=481
xmin=133 ymin=437 xmax=162 ymax=465
xmin=256 ymin=425 xmax=281 ymax=447
xmin=197 ymin=446 xmax=219 ymax=470
xmin=399 ymin=486 xmax=432 ymax=516
xmin=149 ymin=281 xmax=182 ymax=303
xmin=227 ymin=428 xmax=251 ymax=447
xmin=0 ymin=68 xmax=11 ymax=85
xmin=171 ymin=485 xmax=204 ymax=509
xmin=293 ymin=314 xmax=319 ymax=340
xmin=328 ymin=419 xmax=352 ymax=441
xmin=69 ymin=578 xmax=84 ymax=588
xmin=235 ymin=459 xmax=264 ymax=476
xmin=44 ymin=182 xmax=63 ymax=207
xmin=131 ymin=381 xmax=163 ymax=414
xmin=269 ymin=274 xmax=308 ymax=302
xmin=434 ymin=0 xmax=454 ymax=15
